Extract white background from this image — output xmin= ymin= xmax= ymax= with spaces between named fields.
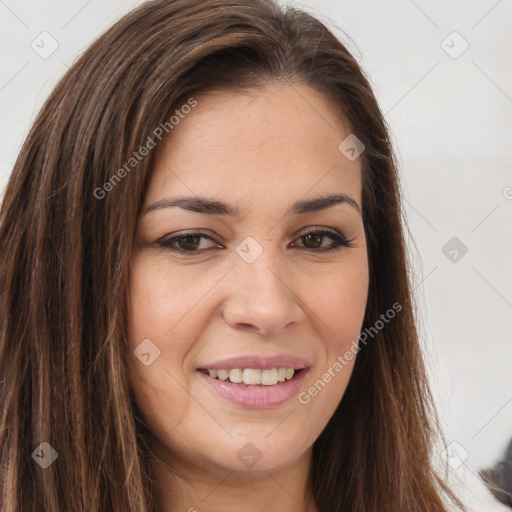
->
xmin=1 ymin=1 xmax=511 ymax=510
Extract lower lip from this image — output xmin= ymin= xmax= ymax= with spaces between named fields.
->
xmin=198 ymin=369 xmax=308 ymax=408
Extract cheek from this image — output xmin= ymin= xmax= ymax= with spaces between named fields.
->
xmin=127 ymin=256 xmax=201 ymax=430
xmin=295 ymin=267 xmax=367 ymax=440
xmin=310 ymin=261 xmax=369 ymax=348
xmin=128 ymin=254 xmax=207 ymax=351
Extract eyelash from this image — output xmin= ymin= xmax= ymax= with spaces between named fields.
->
xmin=156 ymin=228 xmax=354 ymax=255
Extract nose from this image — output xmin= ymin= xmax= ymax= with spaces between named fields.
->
xmin=220 ymin=244 xmax=304 ymax=337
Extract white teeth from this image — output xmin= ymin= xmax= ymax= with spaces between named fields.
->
xmin=206 ymin=367 xmax=298 ymax=385
xmin=243 ymin=368 xmax=261 ymax=385
xmin=261 ymin=368 xmax=278 ymax=385
xmin=228 ymin=369 xmax=243 ymax=383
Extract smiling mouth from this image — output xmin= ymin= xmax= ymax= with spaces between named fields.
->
xmin=198 ymin=368 xmax=302 ymax=386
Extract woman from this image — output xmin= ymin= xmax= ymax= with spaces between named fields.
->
xmin=0 ymin=0 xmax=465 ymax=510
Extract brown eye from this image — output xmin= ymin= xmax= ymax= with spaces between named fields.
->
xmin=175 ymin=234 xmax=202 ymax=251
xmin=292 ymin=228 xmax=353 ymax=252
xmin=156 ymin=228 xmax=353 ymax=256
xmin=302 ymin=232 xmax=324 ymax=249
xmin=156 ymin=232 xmax=220 ymax=254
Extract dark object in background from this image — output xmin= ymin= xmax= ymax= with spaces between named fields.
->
xmin=480 ymin=438 xmax=512 ymax=508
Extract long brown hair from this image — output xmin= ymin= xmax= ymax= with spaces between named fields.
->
xmin=0 ymin=0 xmax=464 ymax=510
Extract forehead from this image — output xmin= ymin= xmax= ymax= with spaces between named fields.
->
xmin=145 ymin=83 xmax=362 ymax=213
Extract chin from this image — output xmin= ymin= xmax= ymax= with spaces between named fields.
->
xmin=202 ymin=432 xmax=311 ymax=474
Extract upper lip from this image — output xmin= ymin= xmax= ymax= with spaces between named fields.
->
xmin=197 ymin=355 xmax=311 ymax=370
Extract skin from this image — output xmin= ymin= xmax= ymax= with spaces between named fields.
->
xmin=128 ymin=83 xmax=369 ymax=512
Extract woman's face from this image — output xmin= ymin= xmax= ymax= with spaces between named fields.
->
xmin=128 ymin=83 xmax=369 ymax=475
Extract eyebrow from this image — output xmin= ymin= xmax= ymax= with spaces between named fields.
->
xmin=143 ymin=193 xmax=361 ymax=216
